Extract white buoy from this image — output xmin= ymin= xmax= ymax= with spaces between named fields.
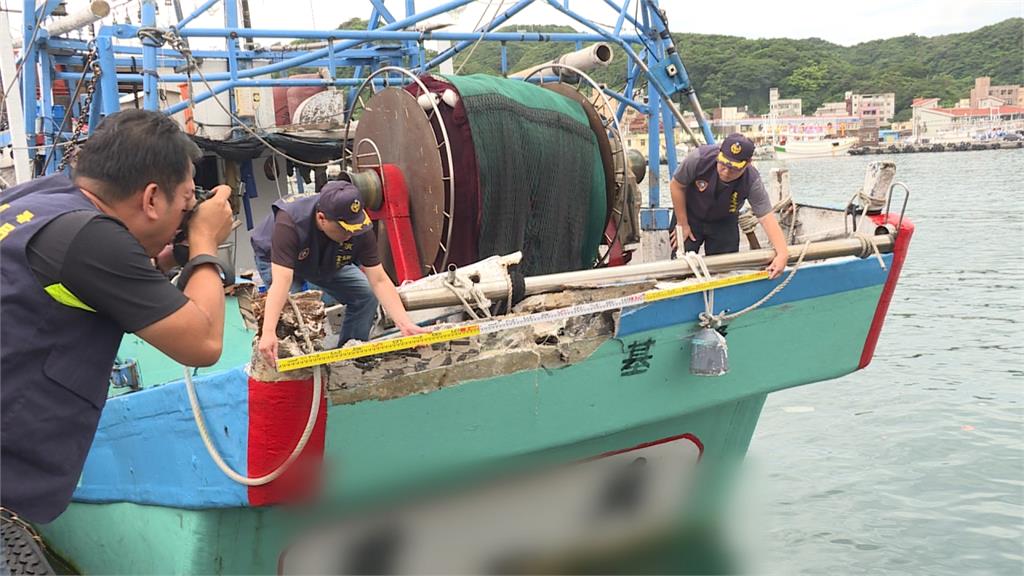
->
xmin=441 ymin=88 xmax=459 ymax=108
xmin=416 ymin=92 xmax=440 ymax=111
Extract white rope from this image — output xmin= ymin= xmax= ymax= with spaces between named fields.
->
xmin=184 ymin=295 xmax=323 ymax=486
xmin=442 ymin=279 xmax=481 ymax=320
xmin=702 ymin=240 xmax=812 ymax=329
xmin=468 ymin=283 xmax=493 ymax=319
xmin=679 ymin=251 xmax=714 ymax=321
xmin=453 ymin=0 xmax=504 ymax=75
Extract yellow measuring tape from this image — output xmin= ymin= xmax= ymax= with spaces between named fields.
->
xmin=276 ymin=270 xmax=770 ymax=372
xmin=642 ymin=270 xmax=768 ymax=302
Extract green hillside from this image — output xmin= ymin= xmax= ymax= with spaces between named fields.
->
xmin=444 ymin=18 xmax=1023 ymax=121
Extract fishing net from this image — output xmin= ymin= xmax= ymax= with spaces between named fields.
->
xmin=446 ymin=75 xmax=606 ymax=276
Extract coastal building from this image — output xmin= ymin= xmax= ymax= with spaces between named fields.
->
xmin=970 ymin=76 xmax=1023 ymax=107
xmin=912 ymin=97 xmax=1024 ymax=143
xmin=620 ymin=108 xmax=702 ymax=159
xmin=850 ymin=92 xmax=895 ymax=124
xmin=769 ymin=88 xmax=801 ymax=117
xmin=813 ymin=92 xmax=894 ymax=124
xmin=814 ymin=101 xmax=848 ymax=117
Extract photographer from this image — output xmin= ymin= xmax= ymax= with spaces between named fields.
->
xmin=0 ymin=110 xmax=234 ymax=524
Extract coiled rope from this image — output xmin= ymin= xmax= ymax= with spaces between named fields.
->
xmin=184 ymin=295 xmax=322 ymax=486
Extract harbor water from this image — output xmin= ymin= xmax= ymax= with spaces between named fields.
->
xmin=656 ymin=149 xmax=1024 ymax=574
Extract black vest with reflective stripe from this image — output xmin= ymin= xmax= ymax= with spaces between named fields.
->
xmin=0 ymin=175 xmax=125 ymax=522
xmin=685 ymin=144 xmax=757 ymax=222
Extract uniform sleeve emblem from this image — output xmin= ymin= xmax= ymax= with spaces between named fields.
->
xmin=297 ymin=248 xmax=310 ymax=260
xmin=695 ymin=180 xmax=708 ymax=192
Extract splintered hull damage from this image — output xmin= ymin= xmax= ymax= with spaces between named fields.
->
xmin=41 ymin=245 xmax=907 ymax=574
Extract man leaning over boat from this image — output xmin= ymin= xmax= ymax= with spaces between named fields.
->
xmin=0 ymin=110 xmax=235 ymax=524
xmin=669 ymin=133 xmax=789 ymax=278
xmin=250 ymin=180 xmax=427 ymax=367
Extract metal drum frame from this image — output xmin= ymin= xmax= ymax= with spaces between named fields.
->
xmin=343 ymin=66 xmax=457 ymax=275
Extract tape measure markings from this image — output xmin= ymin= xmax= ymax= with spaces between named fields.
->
xmin=277 ymin=326 xmax=480 ymax=371
xmin=642 ymin=271 xmax=769 ymax=303
xmin=276 ymin=271 xmax=768 ymax=372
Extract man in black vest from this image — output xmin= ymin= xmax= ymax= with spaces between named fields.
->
xmin=251 ymin=181 xmax=426 ymax=366
xmin=0 ymin=110 xmax=235 ymax=523
xmin=669 ymin=133 xmax=789 ymax=278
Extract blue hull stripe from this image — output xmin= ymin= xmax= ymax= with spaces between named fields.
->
xmin=618 ymin=254 xmax=892 ymax=337
xmin=74 ymin=367 xmax=249 ymax=507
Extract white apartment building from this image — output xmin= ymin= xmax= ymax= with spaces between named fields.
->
xmin=769 ymin=87 xmax=801 ymax=117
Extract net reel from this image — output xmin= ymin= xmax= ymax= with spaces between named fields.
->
xmin=341 ymin=64 xmax=643 ymax=285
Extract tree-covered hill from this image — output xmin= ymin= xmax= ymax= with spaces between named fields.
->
xmin=445 ymin=18 xmax=1023 ymax=121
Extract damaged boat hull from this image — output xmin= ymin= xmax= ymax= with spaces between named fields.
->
xmin=39 ymin=245 xmax=907 ymax=573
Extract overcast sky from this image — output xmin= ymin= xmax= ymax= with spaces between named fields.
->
xmin=41 ymin=0 xmax=1024 ymax=47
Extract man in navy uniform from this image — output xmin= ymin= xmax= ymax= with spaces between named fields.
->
xmin=0 ymin=110 xmax=235 ymax=523
xmin=251 ymin=180 xmax=426 ymax=366
xmin=669 ymin=133 xmax=789 ymax=278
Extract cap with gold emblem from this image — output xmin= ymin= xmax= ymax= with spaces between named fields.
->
xmin=716 ymin=133 xmax=755 ymax=170
xmin=316 ymin=180 xmax=372 ymax=235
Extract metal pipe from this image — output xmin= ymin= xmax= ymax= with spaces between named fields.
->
xmin=0 ymin=8 xmax=32 ymax=183
xmin=21 ymin=0 xmax=39 ymax=162
xmin=176 ymin=0 xmax=218 ymax=29
xmin=155 ymin=0 xmax=478 ymax=115
xmin=508 ymin=42 xmax=614 ymax=79
xmin=13 ymin=0 xmax=110 ymax=48
xmin=174 ymin=27 xmax=640 ymax=43
xmin=397 ymin=235 xmax=896 ymax=310
xmin=141 ymin=0 xmax=158 ymax=110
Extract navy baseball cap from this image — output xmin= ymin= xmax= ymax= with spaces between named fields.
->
xmin=316 ymin=180 xmax=372 ymax=235
xmin=717 ymin=133 xmax=755 ymax=169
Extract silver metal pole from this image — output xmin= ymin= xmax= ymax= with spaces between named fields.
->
xmin=0 ymin=9 xmax=32 ymax=184
xmin=397 ymin=235 xmax=896 ymax=310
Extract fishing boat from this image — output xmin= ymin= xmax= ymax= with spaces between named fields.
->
xmin=772 ymin=135 xmax=859 ymax=160
xmin=1 ymin=1 xmax=915 ymax=574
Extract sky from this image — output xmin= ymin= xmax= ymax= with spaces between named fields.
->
xmin=35 ymin=0 xmax=1024 ymax=48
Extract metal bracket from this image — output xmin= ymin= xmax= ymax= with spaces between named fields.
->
xmin=886 ymin=182 xmax=911 ymax=236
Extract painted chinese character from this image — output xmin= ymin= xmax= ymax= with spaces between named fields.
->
xmin=621 ymin=338 xmax=655 ymax=377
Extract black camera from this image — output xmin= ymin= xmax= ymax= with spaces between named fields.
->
xmin=172 ymin=186 xmax=215 ymax=265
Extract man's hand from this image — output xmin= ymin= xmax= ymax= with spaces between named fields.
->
xmin=188 ymin=185 xmax=234 ymax=251
xmin=396 ymin=320 xmax=429 ymax=337
xmin=766 ymin=251 xmax=789 ymax=279
xmin=676 ymin=223 xmax=695 ymax=244
xmin=674 ymin=224 xmax=696 ymax=257
xmin=258 ymin=331 xmax=279 ymax=367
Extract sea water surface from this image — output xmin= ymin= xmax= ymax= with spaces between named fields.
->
xmin=656 ymin=148 xmax=1023 ymax=574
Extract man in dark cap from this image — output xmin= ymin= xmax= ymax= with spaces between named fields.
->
xmin=669 ymin=133 xmax=789 ymax=278
xmin=251 ymin=180 xmax=426 ymax=365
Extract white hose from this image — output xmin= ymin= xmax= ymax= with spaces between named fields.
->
xmin=184 ymin=365 xmax=322 ymax=486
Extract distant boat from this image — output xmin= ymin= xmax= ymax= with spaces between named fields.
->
xmin=752 ymin=143 xmax=777 ymax=160
xmin=773 ymin=136 xmax=857 ymax=160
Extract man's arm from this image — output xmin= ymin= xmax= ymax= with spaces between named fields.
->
xmin=134 ymin=186 xmax=234 ymax=366
xmin=255 ymin=263 xmax=295 ymax=366
xmin=745 ymin=173 xmax=789 ymax=279
xmin=758 ymin=212 xmax=789 ymax=279
xmin=670 ymin=150 xmax=699 ymax=245
xmin=669 ymin=178 xmax=695 ymax=243
xmin=361 ymin=264 xmax=427 ymax=336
